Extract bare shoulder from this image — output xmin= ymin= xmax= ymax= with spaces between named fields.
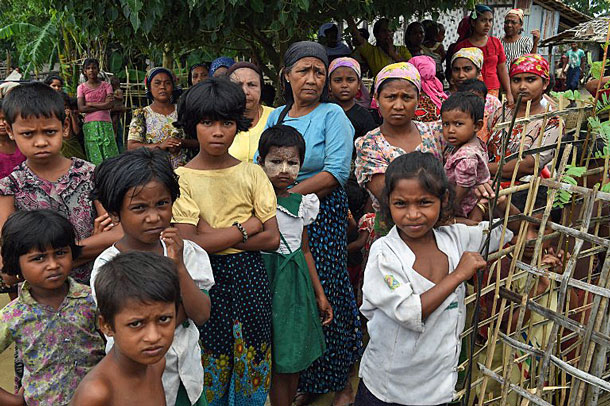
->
xmin=70 ymin=365 xmax=113 ymax=406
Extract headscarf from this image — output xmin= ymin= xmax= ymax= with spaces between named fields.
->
xmin=505 ymin=8 xmax=524 ymax=23
xmin=318 ymin=23 xmax=340 ymax=40
xmin=409 ymin=56 xmax=446 ymax=109
xmin=374 ymin=62 xmax=421 ymax=95
xmin=209 ymin=57 xmax=235 ymax=76
xmin=472 ymin=4 xmax=493 ymax=19
xmin=145 ymin=67 xmax=179 ymax=101
xmin=226 ymin=62 xmax=264 ymax=87
xmin=282 ymin=41 xmax=329 ymax=104
xmin=451 ymin=47 xmax=484 ymax=70
xmin=188 ymin=63 xmax=208 ymax=86
xmin=284 ymin=41 xmax=329 ymax=69
xmin=509 ymin=53 xmax=550 ymax=80
xmin=456 ymin=16 xmax=472 ymax=43
xmin=329 ymin=57 xmax=361 ymax=78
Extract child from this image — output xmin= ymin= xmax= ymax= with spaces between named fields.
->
xmin=256 ymin=125 xmax=333 ymax=406
xmin=457 ymin=78 xmax=502 ymax=143
xmin=172 ymin=77 xmax=279 ymax=406
xmin=44 ymin=74 xmax=64 ymax=92
xmin=441 ymin=92 xmax=491 ymax=219
xmin=90 ymin=147 xmax=214 ymax=406
xmin=355 ymin=152 xmax=513 ymax=406
xmin=60 ymin=91 xmax=87 ymax=160
xmin=0 ymin=82 xmax=119 ymax=284
xmin=71 ymin=251 xmax=180 ymax=406
xmin=0 ymin=209 xmax=105 ymax=405
xmin=0 ymin=99 xmax=25 ymax=180
xmin=77 ymin=58 xmax=119 ymax=165
xmin=110 ymin=76 xmax=126 ymax=152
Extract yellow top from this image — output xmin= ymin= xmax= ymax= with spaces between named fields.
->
xmin=229 ymin=105 xmax=275 ymax=163
xmin=357 ymin=42 xmax=412 ymax=77
xmin=172 ymin=162 xmax=277 ymax=254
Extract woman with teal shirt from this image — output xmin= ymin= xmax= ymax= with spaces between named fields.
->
xmin=263 ymin=41 xmax=363 ymax=406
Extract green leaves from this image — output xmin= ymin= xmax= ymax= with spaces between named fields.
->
xmin=554 ymin=165 xmax=587 ymax=208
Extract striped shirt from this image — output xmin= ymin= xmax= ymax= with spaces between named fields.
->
xmin=502 ymin=36 xmax=534 ymax=68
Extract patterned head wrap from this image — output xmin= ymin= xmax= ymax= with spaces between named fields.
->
xmin=374 ymin=62 xmax=421 ymax=95
xmin=209 ymin=57 xmax=235 ymax=76
xmin=145 ymin=67 xmax=179 ymax=101
xmin=329 ymin=57 xmax=361 ymax=78
xmin=505 ymin=8 xmax=525 ymax=23
xmin=509 ymin=54 xmax=550 ymax=80
xmin=451 ymin=47 xmax=484 ymax=70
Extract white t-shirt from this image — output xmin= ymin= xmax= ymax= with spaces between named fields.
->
xmin=360 ymin=222 xmax=512 ymax=405
xmin=90 ymin=240 xmax=215 ymax=406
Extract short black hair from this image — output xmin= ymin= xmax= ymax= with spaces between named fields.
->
xmin=93 ymin=148 xmax=180 ymax=216
xmin=382 ymin=151 xmax=454 ymax=226
xmin=257 ymin=124 xmax=306 ymax=165
xmin=511 ymin=186 xmax=561 ymax=222
xmin=95 ymin=251 xmax=180 ymax=328
xmin=174 ymin=77 xmax=251 ymax=139
xmin=441 ymin=91 xmax=484 ymax=122
xmin=457 ymin=78 xmax=488 ymax=99
xmin=2 ymin=82 xmax=66 ymax=126
xmin=82 ymin=58 xmax=99 ymax=72
xmin=44 ymin=74 xmax=64 ymax=87
xmin=1 ymin=210 xmax=81 ymax=277
xmin=422 ymin=20 xmax=439 ymax=42
xmin=60 ymin=91 xmax=78 ymax=110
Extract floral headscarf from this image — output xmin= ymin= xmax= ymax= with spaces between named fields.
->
xmin=451 ymin=47 xmax=484 ymax=70
xmin=509 ymin=54 xmax=550 ymax=80
xmin=409 ymin=55 xmax=447 ymax=110
xmin=329 ymin=57 xmax=361 ymax=78
xmin=374 ymin=62 xmax=421 ymax=95
xmin=505 ymin=8 xmax=524 ymax=23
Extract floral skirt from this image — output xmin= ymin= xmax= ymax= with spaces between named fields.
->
xmin=200 ymin=251 xmax=272 ymax=406
xmin=82 ymin=121 xmax=119 ymax=165
xmin=298 ymin=187 xmax=364 ymax=393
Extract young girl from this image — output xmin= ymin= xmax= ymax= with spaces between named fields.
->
xmin=0 ymin=209 xmax=105 ymax=405
xmin=77 ymin=58 xmax=119 ymax=165
xmin=60 ymin=91 xmax=87 ymax=160
xmin=356 ymin=151 xmax=512 ymax=406
xmin=172 ymin=78 xmax=279 ymax=406
xmin=256 ymin=125 xmax=333 ymax=406
xmin=44 ymin=74 xmax=64 ymax=92
xmin=90 ymin=147 xmax=213 ymax=406
xmin=0 ymin=82 xmax=119 ymax=285
xmin=440 ymin=92 xmax=490 ymax=219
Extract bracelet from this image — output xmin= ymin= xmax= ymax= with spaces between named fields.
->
xmin=233 ymin=222 xmax=248 ymax=243
xmin=476 ymin=203 xmax=487 ymax=213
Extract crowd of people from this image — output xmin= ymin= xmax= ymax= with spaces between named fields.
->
xmin=0 ymin=5 xmax=603 ymax=406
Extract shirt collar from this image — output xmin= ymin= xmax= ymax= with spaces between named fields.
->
xmin=20 ymin=277 xmax=89 ymax=305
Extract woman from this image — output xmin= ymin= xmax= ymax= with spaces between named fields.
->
xmin=227 ymin=62 xmax=274 ymax=163
xmin=263 ymin=41 xmax=363 ymax=406
xmin=188 ymin=63 xmax=209 ymax=86
xmin=410 ymin=55 xmax=447 ymax=122
xmin=450 ymin=47 xmax=502 ymax=142
xmin=355 ymin=62 xmax=444 ymax=219
xmin=502 ymin=9 xmax=540 ymax=68
xmin=405 ymin=22 xmax=425 ymax=57
xmin=455 ymin=5 xmax=513 ymax=105
xmin=127 ymin=67 xmax=198 ymax=168
xmin=487 ymin=54 xmax=563 ymax=179
xmin=209 ymin=56 xmax=235 ymax=77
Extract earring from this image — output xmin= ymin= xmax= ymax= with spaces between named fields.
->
xmin=286 ymin=80 xmax=290 ymax=83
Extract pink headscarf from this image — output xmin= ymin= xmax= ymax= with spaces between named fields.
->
xmin=409 ymin=55 xmax=447 ymax=110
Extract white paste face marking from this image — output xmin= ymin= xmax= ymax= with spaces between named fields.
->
xmin=262 ymin=146 xmax=301 ymax=187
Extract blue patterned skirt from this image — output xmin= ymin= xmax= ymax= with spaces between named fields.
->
xmin=200 ymin=251 xmax=272 ymax=406
xmin=298 ymin=186 xmax=364 ymax=393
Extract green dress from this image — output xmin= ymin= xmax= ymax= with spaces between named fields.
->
xmin=262 ymin=193 xmax=326 ymax=374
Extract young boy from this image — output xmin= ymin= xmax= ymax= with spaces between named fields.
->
xmin=0 ymin=209 xmax=105 ymax=406
xmin=91 ymin=147 xmax=213 ymax=406
xmin=70 ymin=251 xmax=180 ymax=406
